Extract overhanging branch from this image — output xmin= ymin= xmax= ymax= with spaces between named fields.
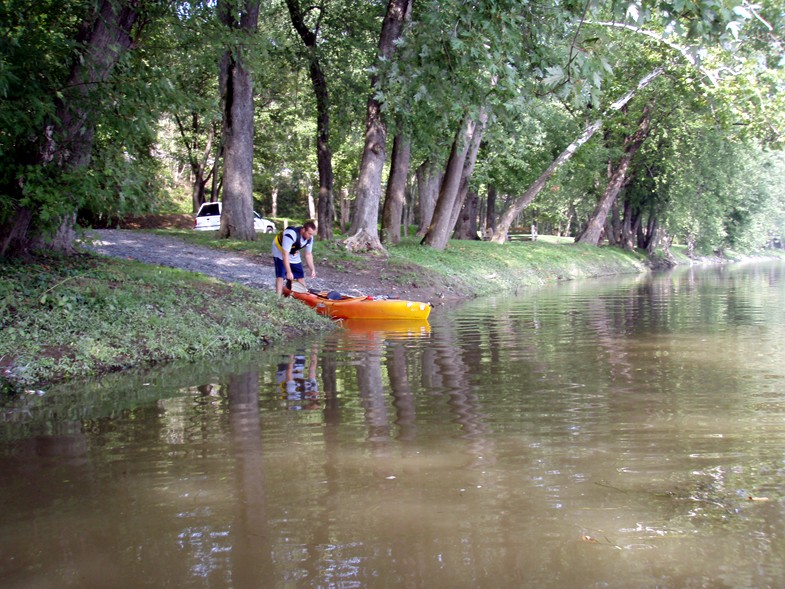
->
xmin=586 ymin=21 xmax=719 ymax=86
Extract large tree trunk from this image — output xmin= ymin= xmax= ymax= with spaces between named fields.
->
xmin=491 ymin=67 xmax=664 ymax=244
xmin=344 ymin=0 xmax=411 ymax=253
xmin=381 ymin=134 xmax=411 ymax=244
xmin=492 ymin=118 xmax=604 ymax=244
xmin=484 ymin=184 xmax=497 ymax=239
xmin=609 ymin=191 xmax=622 ymax=245
xmin=286 ymin=0 xmax=334 ymax=240
xmin=419 ymin=120 xmax=471 ymax=248
xmin=218 ymin=0 xmax=260 ymax=241
xmin=0 ymin=0 xmax=141 ymax=257
xmin=641 ymin=211 xmax=658 ymax=249
xmin=447 ymin=109 xmax=487 ymax=240
xmin=620 ymin=197 xmax=640 ymax=251
xmin=415 ymin=159 xmax=441 ymax=236
xmin=576 ymin=102 xmax=653 ymax=246
xmin=452 ymin=190 xmax=481 ymax=240
xmin=420 ymin=109 xmax=486 ymax=250
xmin=645 ymin=218 xmax=661 ymax=254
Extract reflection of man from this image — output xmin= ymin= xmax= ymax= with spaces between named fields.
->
xmin=276 ymin=351 xmax=319 ymax=410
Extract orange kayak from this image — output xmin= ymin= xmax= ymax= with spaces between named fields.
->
xmin=285 ymin=287 xmax=432 ymax=320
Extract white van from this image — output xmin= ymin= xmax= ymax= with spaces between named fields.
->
xmin=193 ymin=202 xmax=276 ymax=233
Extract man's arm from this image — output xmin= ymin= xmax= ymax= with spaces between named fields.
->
xmin=282 ymin=251 xmax=293 ymax=281
xmin=304 ymin=251 xmax=316 ymax=278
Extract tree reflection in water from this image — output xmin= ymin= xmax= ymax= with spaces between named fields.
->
xmin=226 ymin=368 xmax=273 ymax=584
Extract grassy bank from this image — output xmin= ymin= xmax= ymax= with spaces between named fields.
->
xmin=162 ymin=229 xmax=650 ymax=296
xmin=2 ymin=231 xmax=650 ymax=392
xmin=1 ymin=253 xmax=332 ymax=393
xmin=384 ymin=235 xmax=649 ymax=295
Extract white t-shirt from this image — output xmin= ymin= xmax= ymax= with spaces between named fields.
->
xmin=271 ymin=227 xmax=313 ymax=264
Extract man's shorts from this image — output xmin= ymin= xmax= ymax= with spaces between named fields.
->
xmin=274 ymin=258 xmax=304 ymax=279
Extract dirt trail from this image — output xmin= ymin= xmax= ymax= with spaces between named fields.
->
xmin=83 ymin=229 xmax=444 ymax=302
xmin=85 ymin=229 xmax=277 ymax=290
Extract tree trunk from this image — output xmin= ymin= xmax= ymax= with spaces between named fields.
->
xmin=403 ymin=180 xmax=414 ymax=235
xmin=210 ymin=145 xmax=223 ymax=202
xmin=271 ymin=186 xmax=278 ymax=217
xmin=419 ymin=120 xmax=471 ymax=248
xmin=492 ymin=119 xmax=604 ymax=245
xmin=452 ymin=190 xmax=481 ymax=240
xmin=381 ymin=134 xmax=411 ymax=244
xmin=175 ymin=113 xmax=215 ymax=213
xmin=642 ymin=211 xmax=658 ymax=249
xmin=218 ymin=0 xmax=260 ymax=241
xmin=564 ymin=204 xmax=575 ymax=237
xmin=609 ymin=195 xmax=621 ymax=245
xmin=1 ymin=207 xmax=35 ymax=259
xmin=285 ymin=0 xmax=334 ymax=240
xmin=344 ymin=0 xmax=411 ymax=253
xmin=415 ymin=159 xmax=441 ymax=236
xmin=1 ymin=0 xmax=141 ymax=257
xmin=576 ymin=102 xmax=653 ymax=246
xmin=645 ymin=218 xmax=661 ymax=254
xmin=421 ymin=109 xmax=486 ymax=250
xmin=491 ymin=67 xmax=664 ymax=244
xmin=339 ymin=187 xmax=350 ymax=232
xmin=620 ymin=198 xmax=640 ymax=250
xmin=447 ymin=109 xmax=487 ymax=240
xmin=485 ymin=184 xmax=497 ymax=239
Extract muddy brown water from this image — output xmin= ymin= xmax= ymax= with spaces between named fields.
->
xmin=2 ymin=262 xmax=785 ymax=588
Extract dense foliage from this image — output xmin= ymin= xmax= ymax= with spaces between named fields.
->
xmin=1 ymin=0 xmax=784 ymax=257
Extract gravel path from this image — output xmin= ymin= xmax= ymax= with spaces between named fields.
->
xmin=84 ymin=229 xmax=277 ymax=290
xmin=82 ymin=229 xmax=445 ymax=302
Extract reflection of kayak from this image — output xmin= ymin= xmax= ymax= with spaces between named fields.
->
xmin=339 ymin=318 xmax=431 ymax=336
xmin=284 ymin=285 xmax=432 ymax=320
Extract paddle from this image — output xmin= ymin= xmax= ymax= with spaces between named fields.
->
xmin=290 ymin=281 xmax=345 ymax=300
xmin=290 ymin=281 xmax=309 ymax=294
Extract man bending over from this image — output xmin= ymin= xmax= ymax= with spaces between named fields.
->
xmin=272 ymin=220 xmax=317 ymax=296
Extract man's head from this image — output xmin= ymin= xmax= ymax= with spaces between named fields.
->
xmin=301 ymin=220 xmax=317 ymax=240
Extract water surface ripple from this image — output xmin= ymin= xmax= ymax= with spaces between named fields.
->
xmin=2 ymin=262 xmax=785 ymax=588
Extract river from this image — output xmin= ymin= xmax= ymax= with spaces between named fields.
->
xmin=2 ymin=261 xmax=784 ymax=588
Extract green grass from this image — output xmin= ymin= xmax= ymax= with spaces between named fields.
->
xmin=0 ymin=229 xmax=701 ymax=392
xmin=159 ymin=229 xmax=649 ymax=297
xmin=386 ymin=237 xmax=648 ymax=296
xmin=1 ymin=253 xmax=333 ymax=392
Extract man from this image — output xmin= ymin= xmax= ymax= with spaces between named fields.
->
xmin=272 ymin=220 xmax=317 ymax=296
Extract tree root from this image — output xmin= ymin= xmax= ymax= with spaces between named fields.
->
xmin=343 ymin=228 xmax=387 ymax=254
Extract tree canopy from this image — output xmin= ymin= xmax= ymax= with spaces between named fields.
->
xmin=1 ymin=0 xmax=784 ymax=258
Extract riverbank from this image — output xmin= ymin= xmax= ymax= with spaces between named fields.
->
xmin=153 ymin=229 xmax=652 ymax=301
xmin=0 ymin=226 xmax=741 ymax=392
xmin=0 ymin=251 xmax=333 ymax=394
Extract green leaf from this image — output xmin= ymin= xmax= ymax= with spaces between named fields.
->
xmin=542 ymin=65 xmax=564 ymax=88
